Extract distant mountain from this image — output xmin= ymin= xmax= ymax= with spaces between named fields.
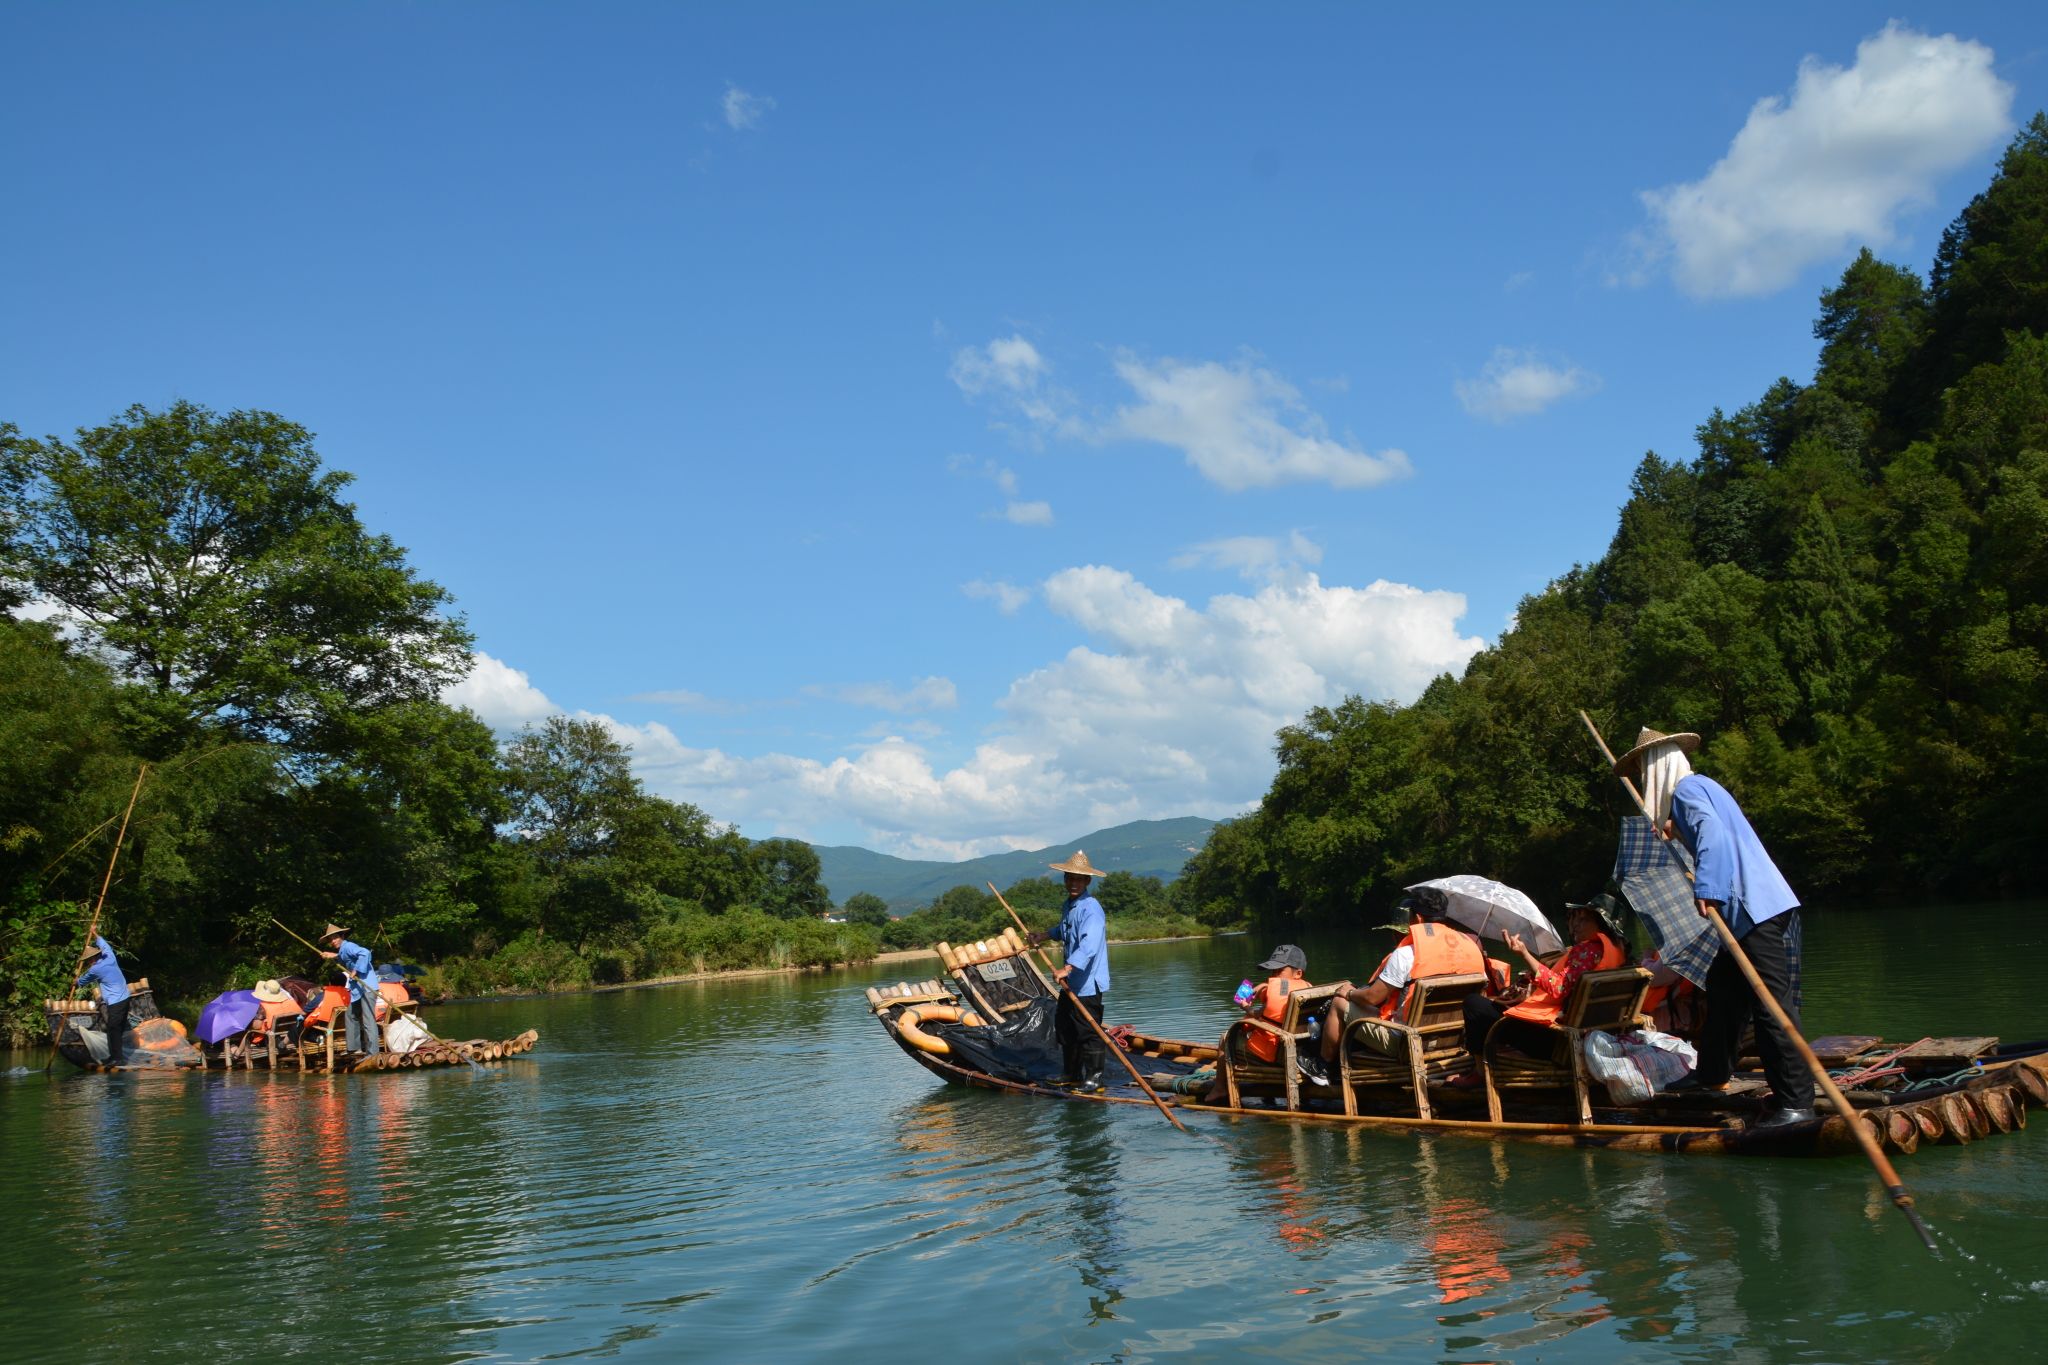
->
xmin=812 ymin=816 xmax=1219 ymax=911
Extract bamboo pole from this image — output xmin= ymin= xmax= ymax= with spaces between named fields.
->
xmin=1577 ymin=709 xmax=1936 ymax=1253
xmin=69 ymin=764 xmax=149 ymax=984
xmin=986 ymin=882 xmax=1189 ymax=1133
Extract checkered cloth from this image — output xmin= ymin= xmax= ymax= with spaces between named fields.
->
xmin=1610 ymin=817 xmax=1802 ymax=1009
xmin=1611 ymin=816 xmax=1718 ymax=989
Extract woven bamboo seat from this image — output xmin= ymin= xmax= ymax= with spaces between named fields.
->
xmin=1336 ymin=972 xmax=1490 ymax=1120
xmin=1482 ymin=966 xmax=1651 ymax=1125
xmin=1217 ymin=982 xmax=1345 ymax=1111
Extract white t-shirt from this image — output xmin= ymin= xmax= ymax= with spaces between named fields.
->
xmin=1375 ymin=945 xmax=1415 ymax=990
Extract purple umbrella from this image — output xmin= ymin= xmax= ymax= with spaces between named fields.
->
xmin=197 ymin=990 xmax=262 ymax=1044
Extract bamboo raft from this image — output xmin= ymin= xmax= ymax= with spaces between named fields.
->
xmin=867 ymin=931 xmax=2045 ymax=1158
xmin=44 ymin=985 xmax=539 ymax=1075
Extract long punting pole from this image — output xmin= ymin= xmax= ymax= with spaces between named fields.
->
xmin=987 ymin=882 xmax=1190 ymax=1133
xmin=271 ymin=916 xmax=486 ymax=1076
xmin=50 ymin=764 xmax=150 ymax=1071
xmin=69 ymin=763 xmax=149 ymax=984
xmin=1577 ymin=709 xmax=1937 ymax=1254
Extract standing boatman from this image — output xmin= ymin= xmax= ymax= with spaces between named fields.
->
xmin=318 ymin=922 xmax=382 ymax=1058
xmin=1040 ymin=851 xmax=1111 ymax=1092
xmin=75 ymin=933 xmax=131 ymax=1066
xmin=1617 ymin=726 xmax=1812 ymax=1129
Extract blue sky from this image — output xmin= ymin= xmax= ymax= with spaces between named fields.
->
xmin=5 ymin=5 xmax=2041 ymax=858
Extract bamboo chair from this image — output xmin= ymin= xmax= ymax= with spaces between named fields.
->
xmin=1218 ymin=983 xmax=1346 ymax=1111
xmin=1481 ymin=967 xmax=1652 ymax=1125
xmin=1335 ymin=972 xmax=1490 ymax=1120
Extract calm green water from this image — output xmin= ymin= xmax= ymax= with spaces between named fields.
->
xmin=4 ymin=903 xmax=2043 ymax=1363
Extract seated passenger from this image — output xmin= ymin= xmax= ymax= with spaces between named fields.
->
xmin=1458 ymin=893 xmax=1629 ymax=1068
xmin=1321 ymin=889 xmax=1485 ymax=1063
xmin=1640 ymin=952 xmax=1703 ymax=1039
xmin=1239 ymin=944 xmax=1313 ymax=1067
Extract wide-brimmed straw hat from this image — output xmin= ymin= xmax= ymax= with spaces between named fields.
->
xmin=252 ymin=979 xmax=292 ymax=1004
xmin=1048 ymin=850 xmax=1104 ymax=879
xmin=319 ymin=922 xmax=350 ymax=941
xmin=1611 ymin=726 xmax=1700 ymax=780
xmin=1563 ymin=892 xmax=1629 ymax=943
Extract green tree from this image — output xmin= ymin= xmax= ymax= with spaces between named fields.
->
xmin=749 ymin=838 xmax=830 ymax=920
xmin=841 ymin=891 xmax=891 ymax=928
xmin=503 ymin=716 xmax=644 ymax=945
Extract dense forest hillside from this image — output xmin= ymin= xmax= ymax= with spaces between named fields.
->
xmin=1172 ymin=116 xmax=2048 ymax=930
xmin=813 ymin=816 xmax=1216 ymax=909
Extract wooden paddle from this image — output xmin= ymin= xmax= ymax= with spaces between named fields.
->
xmin=986 ymin=882 xmax=1189 ymax=1132
xmin=49 ymin=764 xmax=149 ymax=1072
xmin=271 ymin=917 xmax=486 ymax=1076
xmin=1578 ymin=710 xmax=1937 ymax=1253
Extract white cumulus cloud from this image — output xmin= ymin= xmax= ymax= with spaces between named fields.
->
xmin=963 ymin=579 xmax=1031 ymax=615
xmin=1455 ymin=348 xmax=1600 ymax=423
xmin=1109 ymin=353 xmax=1411 ymax=491
xmin=1636 ymin=23 xmax=2012 ymax=299
xmin=1170 ymin=531 xmax=1325 ymax=582
xmin=443 ymin=652 xmax=557 ymax=730
xmin=722 ymin=84 xmax=776 ymax=131
xmin=596 ymin=564 xmax=1484 ymax=855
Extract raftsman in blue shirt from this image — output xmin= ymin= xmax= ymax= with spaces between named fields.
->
xmin=75 ymin=934 xmax=130 ymax=1005
xmin=1054 ymin=894 xmax=1110 ymax=997
xmin=1669 ymin=773 xmax=1799 ymax=937
xmin=336 ymin=938 xmax=376 ymax=1001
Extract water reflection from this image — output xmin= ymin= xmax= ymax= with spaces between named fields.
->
xmin=3 ymin=917 xmax=2044 ymax=1364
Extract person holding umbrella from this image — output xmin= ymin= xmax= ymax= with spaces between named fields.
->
xmin=1455 ymin=893 xmax=1630 ymax=1071
xmin=1618 ymin=726 xmax=1811 ymax=1128
xmin=1032 ymin=851 xmax=1111 ymax=1092
xmin=318 ymin=922 xmax=382 ymax=1058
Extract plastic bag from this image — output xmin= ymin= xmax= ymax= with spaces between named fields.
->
xmin=385 ymin=1013 xmax=429 ymax=1055
xmin=1583 ymin=1028 xmax=1698 ymax=1105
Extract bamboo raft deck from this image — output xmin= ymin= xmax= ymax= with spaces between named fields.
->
xmin=867 ymin=932 xmax=2045 ymax=1158
xmin=44 ymin=987 xmax=539 ymax=1075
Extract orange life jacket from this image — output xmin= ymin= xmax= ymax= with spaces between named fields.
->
xmin=1372 ymin=921 xmax=1486 ymax=1021
xmin=1506 ymin=933 xmax=1625 ymax=1025
xmin=1247 ymin=973 xmax=1309 ymax=1063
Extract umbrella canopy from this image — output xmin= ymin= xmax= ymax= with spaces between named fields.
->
xmin=197 ymin=989 xmax=262 ymax=1044
xmin=1404 ymin=875 xmax=1564 ymax=956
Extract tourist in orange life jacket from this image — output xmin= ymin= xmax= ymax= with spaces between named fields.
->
xmin=1319 ymin=888 xmax=1486 ymax=1064
xmin=1239 ymin=944 xmax=1312 ymax=1065
xmin=1457 ymin=893 xmax=1629 ymax=1066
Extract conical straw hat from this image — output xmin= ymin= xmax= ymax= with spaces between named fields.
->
xmin=1612 ymin=726 xmax=1700 ymax=780
xmin=1047 ymin=850 xmax=1104 ymax=879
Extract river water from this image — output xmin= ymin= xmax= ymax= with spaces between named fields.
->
xmin=4 ymin=902 xmax=2043 ymax=1363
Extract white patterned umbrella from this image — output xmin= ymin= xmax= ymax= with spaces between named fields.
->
xmin=1404 ymin=875 xmax=1564 ymax=956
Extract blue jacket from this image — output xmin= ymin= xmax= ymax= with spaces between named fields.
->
xmin=1054 ymin=894 xmax=1109 ymax=996
xmin=75 ymin=934 xmax=130 ymax=1005
xmin=336 ymin=939 xmax=376 ymax=1002
xmin=1669 ymin=773 xmax=1799 ymax=936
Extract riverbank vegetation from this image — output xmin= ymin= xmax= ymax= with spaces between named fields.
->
xmin=0 ymin=405 xmax=886 ymax=1041
xmin=1175 ymin=117 xmax=2048 ymax=929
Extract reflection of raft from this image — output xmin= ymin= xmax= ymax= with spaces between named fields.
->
xmin=45 ymin=987 xmax=539 ymax=1075
xmin=867 ymin=933 xmax=2047 ymax=1158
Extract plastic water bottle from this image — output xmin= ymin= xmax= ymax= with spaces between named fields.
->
xmin=1234 ymin=978 xmax=1256 ymax=1007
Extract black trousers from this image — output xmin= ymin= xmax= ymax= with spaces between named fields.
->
xmin=1462 ymin=995 xmax=1558 ymax=1060
xmin=1056 ymin=992 xmax=1106 ymax=1083
xmin=1699 ymin=911 xmax=1811 ymax=1108
xmin=102 ymin=997 xmax=131 ymax=1065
